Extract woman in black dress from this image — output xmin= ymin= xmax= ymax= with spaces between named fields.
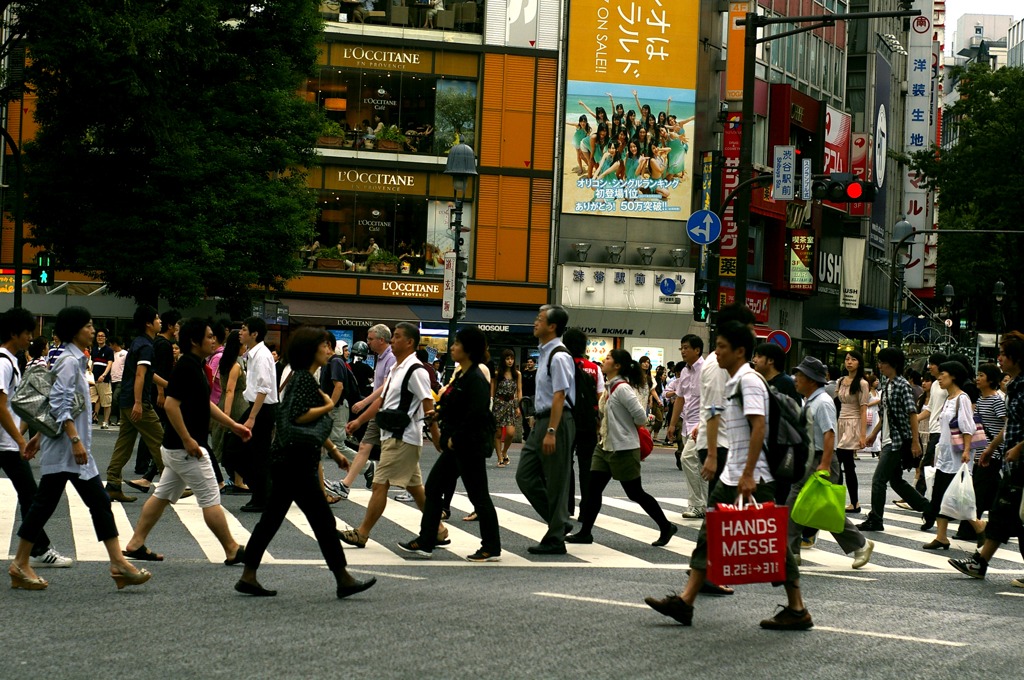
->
xmin=235 ymin=327 xmax=376 ymax=598
xmin=398 ymin=327 xmax=502 ymax=561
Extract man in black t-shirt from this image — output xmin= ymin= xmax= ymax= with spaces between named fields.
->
xmin=753 ymin=342 xmax=802 ymax=404
xmin=122 ymin=319 xmax=252 ymax=563
xmin=130 ymin=310 xmax=181 ymax=489
xmin=92 ymin=330 xmax=115 ymax=429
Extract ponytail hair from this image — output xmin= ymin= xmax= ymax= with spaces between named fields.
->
xmin=609 ymin=348 xmax=642 ymax=389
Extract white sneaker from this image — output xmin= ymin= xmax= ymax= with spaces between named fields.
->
xmin=30 ymin=547 xmax=74 ymax=569
xmin=852 ymin=540 xmax=874 ymax=569
xmin=394 ymin=490 xmax=414 ymax=502
xmin=681 ymin=508 xmax=705 ymax=519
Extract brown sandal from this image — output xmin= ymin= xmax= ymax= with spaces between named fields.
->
xmin=338 ymin=529 xmax=367 ymax=548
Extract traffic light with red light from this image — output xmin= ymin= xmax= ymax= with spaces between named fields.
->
xmin=811 ymin=173 xmax=876 ymax=203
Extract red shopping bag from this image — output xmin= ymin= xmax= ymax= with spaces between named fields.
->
xmin=704 ymin=499 xmax=789 ymax=585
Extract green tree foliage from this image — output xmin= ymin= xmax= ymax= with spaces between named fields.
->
xmin=433 ymin=81 xmax=476 ymax=155
xmin=911 ymin=63 xmax=1024 ymax=330
xmin=19 ymin=0 xmax=323 ymax=309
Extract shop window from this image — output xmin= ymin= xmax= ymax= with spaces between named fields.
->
xmin=307 ymin=68 xmax=477 ymax=155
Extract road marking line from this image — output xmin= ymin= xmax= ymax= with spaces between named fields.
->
xmin=170 ymin=496 xmax=230 ymax=563
xmin=996 ymin=592 xmax=1024 ymax=598
xmin=0 ymin=478 xmax=16 ymax=561
xmin=534 ymin=591 xmax=649 ymax=609
xmin=814 ymin=626 xmax=967 ymax=647
xmin=799 ymin=571 xmax=877 ymax=581
xmin=594 ymin=496 xmax=697 ymax=555
xmin=66 ymin=485 xmax=134 ymax=561
xmin=320 ymin=567 xmax=427 ymax=580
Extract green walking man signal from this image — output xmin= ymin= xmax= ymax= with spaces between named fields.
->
xmin=32 ymin=252 xmax=56 ymax=287
xmin=693 ymin=289 xmax=711 ymax=323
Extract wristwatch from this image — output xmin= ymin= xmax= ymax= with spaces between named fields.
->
xmin=546 ymin=427 xmax=556 ymax=435
xmin=70 ymin=436 xmax=81 ymax=445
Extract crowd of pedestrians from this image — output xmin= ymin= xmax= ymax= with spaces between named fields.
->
xmin=4 ymin=302 xmax=1024 ymax=632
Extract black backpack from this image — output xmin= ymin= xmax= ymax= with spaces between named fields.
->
xmin=548 ymin=346 xmax=598 ymax=434
xmin=736 ymin=372 xmax=810 ymax=482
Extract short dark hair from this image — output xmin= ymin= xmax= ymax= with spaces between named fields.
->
xmin=928 ymin=353 xmax=948 ymax=367
xmin=325 ymin=333 xmax=337 ymax=350
xmin=717 ymin=320 xmax=754 ymax=361
xmin=212 ymin=319 xmax=229 ymax=344
xmin=1001 ymin=331 xmax=1024 ymax=366
xmin=680 ymin=334 xmax=703 ymax=353
xmin=906 ymin=368 xmax=922 ymax=386
xmin=0 ymin=307 xmax=35 ymax=342
xmin=415 ymin=349 xmax=428 ymax=363
xmin=133 ymin=304 xmax=158 ymax=332
xmin=54 ymin=306 xmax=91 ymax=345
xmin=978 ymin=363 xmax=1003 ymax=389
xmin=287 ymin=326 xmax=329 ymax=371
xmin=717 ymin=302 xmax=756 ymax=327
xmin=395 ymin=321 xmax=420 ymax=347
xmin=938 ymin=360 xmax=967 ymax=387
xmin=562 ymin=328 xmax=588 ymax=358
xmin=456 ymin=326 xmax=490 ymax=365
xmin=178 ymin=317 xmax=210 ymax=352
xmin=540 ymin=304 xmax=569 ymax=337
xmin=877 ymin=347 xmax=906 ymax=374
xmin=28 ymin=337 xmax=47 ymax=360
xmin=161 ymin=309 xmax=182 ymax=330
xmin=754 ymin=342 xmax=785 ymax=369
xmin=949 ymin=354 xmax=973 ymax=376
xmin=242 ymin=316 xmax=267 ymax=342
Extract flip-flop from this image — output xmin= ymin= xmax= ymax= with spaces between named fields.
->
xmin=462 ymin=512 xmax=478 ymax=522
xmin=122 ymin=545 xmax=164 ymax=561
xmin=700 ymin=583 xmax=734 ymax=596
xmin=325 ymin=494 xmax=342 ymax=505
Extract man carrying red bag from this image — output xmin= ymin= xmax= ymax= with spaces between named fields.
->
xmin=645 ymin=321 xmax=812 ymax=630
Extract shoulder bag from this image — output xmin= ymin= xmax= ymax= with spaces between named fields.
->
xmin=376 ymin=364 xmax=426 ymax=436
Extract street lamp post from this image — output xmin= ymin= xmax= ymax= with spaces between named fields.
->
xmin=994 ymin=279 xmax=1006 ymax=346
xmin=443 ymin=143 xmax=477 ymax=381
xmin=887 ymin=217 xmax=914 ymax=346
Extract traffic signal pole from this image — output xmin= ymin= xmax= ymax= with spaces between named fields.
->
xmin=732 ymin=9 xmax=921 ymax=307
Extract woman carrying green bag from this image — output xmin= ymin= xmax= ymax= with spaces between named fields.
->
xmin=785 ymin=357 xmax=874 ymax=570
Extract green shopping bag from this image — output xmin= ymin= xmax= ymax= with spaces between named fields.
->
xmin=790 ymin=470 xmax=846 ymax=534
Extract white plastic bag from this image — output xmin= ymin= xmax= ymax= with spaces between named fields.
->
xmin=939 ymin=462 xmax=977 ymax=521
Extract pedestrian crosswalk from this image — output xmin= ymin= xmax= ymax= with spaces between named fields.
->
xmin=1 ymin=476 xmax=1022 ymax=574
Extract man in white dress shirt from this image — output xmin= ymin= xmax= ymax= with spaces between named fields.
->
xmin=238 ymin=316 xmax=279 ymax=513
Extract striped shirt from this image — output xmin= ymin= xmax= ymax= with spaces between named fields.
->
xmin=975 ymin=393 xmax=1006 ymax=459
xmin=718 ymin=364 xmax=773 ymax=487
xmin=1004 ymin=375 xmax=1024 ymax=457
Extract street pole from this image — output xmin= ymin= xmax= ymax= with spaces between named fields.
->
xmin=446 ymin=194 xmax=463 ymax=381
xmin=442 ymin=143 xmax=477 ymax=383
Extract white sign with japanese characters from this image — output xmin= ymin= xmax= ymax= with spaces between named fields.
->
xmin=558 ymin=264 xmax=695 ymax=313
xmin=902 ymin=0 xmax=935 ymax=289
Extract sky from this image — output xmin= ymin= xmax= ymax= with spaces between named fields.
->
xmin=941 ymin=0 xmax=1018 ymax=55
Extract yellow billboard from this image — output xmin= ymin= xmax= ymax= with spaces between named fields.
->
xmin=562 ymin=0 xmax=700 ymax=220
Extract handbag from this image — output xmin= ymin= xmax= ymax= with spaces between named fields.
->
xmin=950 ymin=395 xmax=988 ymax=454
xmin=519 ymin=396 xmax=535 ymax=418
xmin=939 ymin=462 xmax=978 ymax=520
xmin=790 ymin=470 xmax=847 ymax=534
xmin=705 ymin=497 xmax=789 ymax=585
xmin=375 ymin=364 xmax=426 ymax=436
xmin=11 ymin=357 xmax=87 ymax=438
xmin=274 ymin=384 xmax=334 ymax=450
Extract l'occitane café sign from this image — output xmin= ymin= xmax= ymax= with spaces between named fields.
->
xmin=362 ymin=279 xmax=442 ymax=300
xmin=332 ymin=46 xmax=432 ymax=73
xmin=326 ymin=169 xmax=427 ymax=195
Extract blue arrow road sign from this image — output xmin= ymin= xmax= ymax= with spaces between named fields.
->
xmin=686 ymin=210 xmax=722 ymax=246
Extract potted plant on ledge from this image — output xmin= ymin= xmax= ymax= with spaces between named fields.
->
xmin=318 ymin=119 xmax=346 ymax=148
xmin=366 ymin=248 xmax=400 ymax=274
xmin=316 ymin=246 xmax=346 ymax=270
xmin=375 ymin=126 xmax=408 ymax=152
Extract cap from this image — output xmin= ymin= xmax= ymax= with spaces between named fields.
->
xmin=794 ymin=356 xmax=828 ymax=385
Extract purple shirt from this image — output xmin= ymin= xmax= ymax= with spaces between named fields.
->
xmin=373 ymin=346 xmax=396 ymax=390
xmin=678 ymin=356 xmax=704 ymax=434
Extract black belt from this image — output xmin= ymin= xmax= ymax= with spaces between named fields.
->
xmin=535 ymin=410 xmax=550 ymax=419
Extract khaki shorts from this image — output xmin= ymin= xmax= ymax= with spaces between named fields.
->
xmin=96 ymin=382 xmax=112 ymax=408
xmin=591 ymin=443 xmax=642 ymax=481
xmin=374 ymin=438 xmax=423 ymax=488
xmin=153 ymin=446 xmax=221 ymax=508
xmin=361 ymin=419 xmax=381 ymax=447
xmin=89 ymin=384 xmax=98 ymax=404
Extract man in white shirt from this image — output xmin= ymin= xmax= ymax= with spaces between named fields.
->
xmin=109 ymin=337 xmax=128 ymax=427
xmin=647 ymin=319 xmax=811 ymax=630
xmin=340 ymin=322 xmax=438 ymax=548
xmin=238 ymin=316 xmax=279 ymax=513
xmin=667 ymin=334 xmax=706 ymax=518
xmin=0 ymin=308 xmax=72 ymax=568
xmin=915 ymin=353 xmax=948 ymax=496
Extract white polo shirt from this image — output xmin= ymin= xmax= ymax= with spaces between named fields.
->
xmin=0 ymin=347 xmax=22 ymax=451
xmin=380 ymin=353 xmax=433 ymax=446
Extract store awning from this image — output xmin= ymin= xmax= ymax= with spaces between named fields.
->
xmin=806 ymin=327 xmax=851 ymax=344
xmin=839 ymin=313 xmax=923 ymax=336
xmin=283 ymin=299 xmax=415 ymax=327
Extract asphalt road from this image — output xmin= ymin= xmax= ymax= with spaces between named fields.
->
xmin=3 ymin=429 xmax=1023 ymax=679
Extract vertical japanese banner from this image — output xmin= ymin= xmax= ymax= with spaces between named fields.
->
xmin=724 ymin=2 xmax=752 ymax=101
xmin=562 ymin=0 xmax=699 ymax=220
xmin=788 ymin=230 xmax=815 ymax=292
xmin=902 ymin=0 xmax=934 ymax=289
xmin=850 ymin=133 xmax=872 ymax=220
xmin=841 ymin=237 xmax=866 ymax=309
xmin=822 ymin=106 xmax=852 ymax=213
xmin=871 ymin=54 xmax=891 ymax=248
xmin=718 ymin=113 xmax=741 ymax=279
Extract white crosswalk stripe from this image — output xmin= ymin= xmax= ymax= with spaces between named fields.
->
xmin=2 ymin=478 xmax=1023 ymax=574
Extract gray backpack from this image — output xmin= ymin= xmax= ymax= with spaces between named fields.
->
xmin=11 ymin=357 xmax=86 ymax=438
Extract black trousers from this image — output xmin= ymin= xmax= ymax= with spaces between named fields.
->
xmin=244 ymin=459 xmax=347 ymax=572
xmin=18 ymin=473 xmax=117 ymax=544
xmin=576 ymin=469 xmax=671 ymax=536
xmin=418 ymin=448 xmax=501 ymax=554
xmin=237 ymin=403 xmax=277 ymax=506
xmin=0 ymin=450 xmax=52 ymax=556
xmin=568 ymin=430 xmax=597 ymax=516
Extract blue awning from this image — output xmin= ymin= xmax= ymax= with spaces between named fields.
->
xmin=838 ymin=312 xmax=923 ymax=335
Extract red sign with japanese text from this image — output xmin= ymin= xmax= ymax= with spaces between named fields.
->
xmin=718 ymin=113 xmax=742 ymax=278
xmin=822 ymin=106 xmax=852 ymax=213
xmin=717 ymin=280 xmax=770 ymax=323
